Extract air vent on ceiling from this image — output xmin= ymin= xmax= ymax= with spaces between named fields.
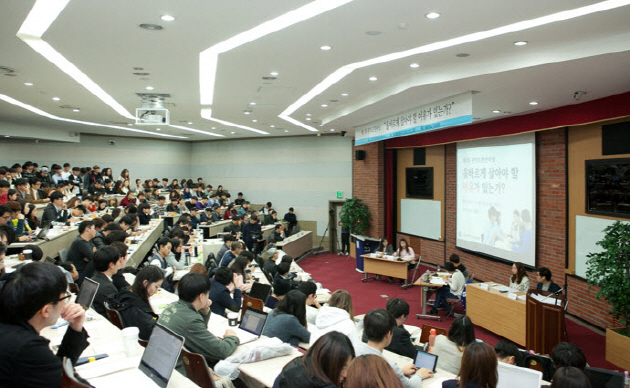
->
xmin=262 ymin=76 xmax=277 ymax=81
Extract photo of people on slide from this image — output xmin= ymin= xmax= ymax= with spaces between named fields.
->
xmin=481 ymin=207 xmax=533 ymax=255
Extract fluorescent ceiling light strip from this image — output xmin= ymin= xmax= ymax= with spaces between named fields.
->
xmin=198 ymin=0 xmax=351 ymax=134
xmin=168 ymin=125 xmax=224 ymax=137
xmin=17 ymin=0 xmax=135 ymax=120
xmin=199 ymin=0 xmax=353 ymax=106
xmin=201 ymin=109 xmax=269 ymax=135
xmin=0 ymin=94 xmax=185 ymax=139
xmin=280 ymin=0 xmax=630 ymax=125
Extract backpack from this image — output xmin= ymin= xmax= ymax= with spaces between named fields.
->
xmin=205 ymin=252 xmax=217 ymax=277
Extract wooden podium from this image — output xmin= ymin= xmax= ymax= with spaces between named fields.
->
xmin=526 ymin=290 xmax=567 ymax=354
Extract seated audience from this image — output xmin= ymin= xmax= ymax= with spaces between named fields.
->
xmin=40 ymin=191 xmax=69 ymax=225
xmin=28 ymin=178 xmax=49 ymax=203
xmin=114 ymin=266 xmax=163 ymax=340
xmin=209 ymin=267 xmax=242 ymax=317
xmin=433 ymin=315 xmax=476 ymax=375
xmin=449 ymin=254 xmax=469 ymax=280
xmin=165 ymin=238 xmax=186 ymax=270
xmin=0 ymin=262 xmax=89 ymax=387
xmin=137 ymin=203 xmax=152 ymax=225
xmin=310 ymin=290 xmax=361 ymax=351
xmin=298 ymin=280 xmax=321 ymax=325
xmin=274 ymin=331 xmax=355 ymax=388
xmin=494 ymin=340 xmax=521 ymax=365
xmin=378 ymin=238 xmax=394 ymax=255
xmin=166 ymin=197 xmax=179 ymax=213
xmin=382 ymin=298 xmax=418 ymax=359
xmin=67 ymin=220 xmax=97 ymax=282
xmin=536 ymin=267 xmax=562 ymax=293
xmin=393 ymin=238 xmax=415 ymax=260
xmin=234 ymin=192 xmax=245 ymax=206
xmin=551 ymin=342 xmax=587 ymax=370
xmin=509 ymin=262 xmax=530 ymax=292
xmin=355 ymin=308 xmax=432 ymax=387
xmin=550 ymin=367 xmax=592 ymax=388
xmin=262 ymin=290 xmax=311 ymax=346
xmin=57 ymin=262 xmax=79 ymax=284
xmin=158 ymin=273 xmax=239 ymax=373
xmin=90 ymin=246 xmax=126 ymax=317
xmin=266 ymin=274 xmax=292 ymax=309
xmin=149 ymin=238 xmax=176 ymax=289
xmin=215 ymin=234 xmax=234 ymax=265
xmin=220 ymin=241 xmax=243 ymax=267
xmin=346 ymin=354 xmax=403 ymax=388
xmin=442 ymin=342 xmax=498 ymax=388
xmin=430 ymin=262 xmax=466 ymax=316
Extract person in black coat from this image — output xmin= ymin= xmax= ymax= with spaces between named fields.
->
xmin=535 ymin=267 xmax=562 ymax=293
xmin=90 ymin=246 xmax=123 ymax=317
xmin=0 ymin=262 xmax=89 ymax=388
xmin=40 ymin=192 xmax=69 ymax=225
xmin=113 ymin=266 xmax=164 ymax=340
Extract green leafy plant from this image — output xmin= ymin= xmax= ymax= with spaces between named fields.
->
xmin=339 ymin=197 xmax=372 ymax=236
xmin=586 ymin=221 xmax=630 ymax=336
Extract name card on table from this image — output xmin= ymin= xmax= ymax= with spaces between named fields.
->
xmin=508 ymin=293 xmax=518 ymax=300
xmin=480 ymin=283 xmax=490 ymax=290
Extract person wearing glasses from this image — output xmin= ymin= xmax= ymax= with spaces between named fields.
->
xmin=0 ymin=262 xmax=89 ymax=387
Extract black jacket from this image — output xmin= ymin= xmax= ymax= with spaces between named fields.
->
xmin=361 ymin=324 xmax=419 ymax=359
xmin=0 ymin=321 xmax=89 ymax=388
xmin=113 ymin=288 xmax=158 ymax=340
xmin=536 ymin=281 xmax=562 ymax=293
xmin=93 ymin=231 xmax=107 ymax=249
xmin=138 ymin=212 xmax=152 ymax=225
xmin=91 ymin=272 xmax=118 ymax=317
xmin=40 ymin=203 xmax=69 ymax=225
xmin=272 ymin=357 xmax=334 ymax=388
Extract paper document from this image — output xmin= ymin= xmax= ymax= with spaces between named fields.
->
xmin=530 ymin=293 xmax=563 ymax=306
xmin=430 ymin=277 xmax=447 ymax=285
xmin=493 ymin=285 xmax=517 ymax=293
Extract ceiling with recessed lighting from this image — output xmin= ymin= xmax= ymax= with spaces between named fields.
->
xmin=1 ymin=0 xmax=630 ymax=142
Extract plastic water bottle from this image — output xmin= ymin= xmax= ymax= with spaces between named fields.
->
xmin=428 ymin=329 xmax=437 ymax=353
xmin=623 ymin=371 xmax=629 ymax=388
xmin=424 ymin=270 xmax=430 ymax=281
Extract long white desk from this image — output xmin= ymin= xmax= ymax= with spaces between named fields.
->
xmin=275 ymin=231 xmax=313 ymax=258
xmin=126 ymin=219 xmax=165 ymax=268
xmin=9 ymin=226 xmax=78 ymax=260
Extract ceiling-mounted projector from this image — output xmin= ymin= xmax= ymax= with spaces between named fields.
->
xmin=135 ymin=93 xmax=170 ymax=125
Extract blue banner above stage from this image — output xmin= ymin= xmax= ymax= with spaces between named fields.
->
xmin=354 ymin=92 xmax=473 ymax=145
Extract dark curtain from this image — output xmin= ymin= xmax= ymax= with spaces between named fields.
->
xmin=384 ymin=148 xmax=395 ymax=243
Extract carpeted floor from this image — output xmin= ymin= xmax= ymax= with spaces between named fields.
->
xmin=298 ymin=252 xmax=619 ymax=371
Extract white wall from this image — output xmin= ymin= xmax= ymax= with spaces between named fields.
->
xmin=191 ymin=136 xmax=353 ymax=235
xmin=0 ymin=134 xmax=192 ymax=181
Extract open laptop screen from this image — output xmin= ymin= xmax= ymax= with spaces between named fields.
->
xmin=240 ymin=307 xmax=268 ymax=335
xmin=75 ymin=277 xmax=99 ymax=310
xmin=248 ymin=282 xmax=272 ymax=301
xmin=414 ymin=350 xmax=438 ymax=372
xmin=584 ymin=367 xmax=624 ymax=388
xmin=497 ymin=361 xmax=542 ymax=388
xmin=139 ymin=323 xmax=185 ymax=388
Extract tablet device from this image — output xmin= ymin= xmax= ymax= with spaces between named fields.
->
xmin=414 ymin=350 xmax=438 ymax=372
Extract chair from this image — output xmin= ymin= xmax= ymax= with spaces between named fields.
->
xmin=138 ymin=339 xmax=148 ymax=348
xmin=180 ymin=347 xmax=216 ymax=388
xmin=240 ymin=294 xmax=264 ymax=322
xmin=261 ymin=268 xmax=274 ymax=284
xmin=58 ymin=248 xmax=69 ymax=263
xmin=419 ymin=324 xmax=447 ymax=344
xmin=68 ymin=283 xmax=79 ymax=295
xmin=445 ymin=286 xmax=466 ymax=318
xmin=61 ymin=357 xmax=91 ymax=388
xmin=104 ymin=302 xmax=124 ymax=330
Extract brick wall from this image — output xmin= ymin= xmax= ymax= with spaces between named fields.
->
xmin=352 ymin=141 xmax=385 ymax=238
xmin=355 ymin=127 xmax=617 ymax=329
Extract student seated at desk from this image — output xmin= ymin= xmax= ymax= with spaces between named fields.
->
xmin=549 ymin=367 xmax=592 ymax=388
xmin=310 ymin=290 xmax=361 ymax=351
xmin=433 ymin=315 xmax=476 ymax=375
xmin=494 ymin=340 xmax=522 ymax=366
xmin=40 ymin=191 xmax=69 ymax=225
xmin=383 ymin=298 xmax=419 ymax=360
xmin=68 ymin=220 xmax=97 ymax=283
xmin=274 ymin=331 xmax=355 ymax=388
xmin=377 ymin=238 xmax=394 ymax=255
xmin=298 ymin=280 xmax=321 ymax=325
xmin=393 ymin=238 xmax=415 ymax=260
xmin=346 ymin=354 xmax=403 ymax=388
xmin=355 ymin=308 xmax=433 ymax=388
xmin=0 ymin=262 xmax=89 ymax=388
xmin=262 ymin=290 xmax=311 ymax=346
xmin=90 ymin=246 xmax=126 ymax=317
xmin=551 ymin=342 xmax=587 ymax=370
xmin=209 ymin=268 xmax=242 ymax=317
xmin=449 ymin=254 xmax=469 ymax=281
xmin=536 ymin=267 xmax=562 ymax=293
xmin=215 ymin=235 xmax=234 ymax=265
xmin=158 ymin=273 xmax=239 ymax=372
xmin=509 ymin=262 xmax=530 ymax=293
xmin=113 ymin=266 xmax=163 ymax=341
xmin=165 ymin=238 xmax=187 ymax=270
xmin=430 ymin=262 xmax=466 ymax=316
xmin=266 ymin=273 xmax=292 ymax=309
xmin=220 ymin=241 xmax=243 ymax=267
xmin=442 ymin=342 xmax=498 ymax=388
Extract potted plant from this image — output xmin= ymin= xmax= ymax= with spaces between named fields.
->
xmin=586 ymin=220 xmax=630 ymax=370
xmin=339 ymin=197 xmax=372 ymax=235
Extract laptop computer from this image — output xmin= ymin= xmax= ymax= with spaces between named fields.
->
xmin=248 ymin=282 xmax=272 ymax=302
xmin=232 ymin=307 xmax=268 ymax=344
xmin=33 ymin=222 xmax=51 ymax=240
xmin=584 ymin=366 xmax=625 ymax=388
xmin=497 ymin=361 xmax=542 ymax=388
xmin=90 ymin=323 xmax=185 ymax=388
xmin=76 ymin=277 xmax=99 ymax=310
xmin=414 ymin=350 xmax=438 ymax=372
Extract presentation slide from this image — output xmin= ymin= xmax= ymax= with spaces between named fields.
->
xmin=456 ymin=133 xmax=536 ymax=266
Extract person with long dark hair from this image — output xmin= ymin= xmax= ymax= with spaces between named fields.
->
xmin=274 ymin=331 xmax=355 ymax=388
xmin=509 ymin=262 xmax=530 ymax=292
xmin=114 ymin=266 xmax=164 ymax=340
xmin=262 ymin=290 xmax=311 ymax=346
xmin=433 ymin=315 xmax=476 ymax=374
xmin=346 ymin=355 xmax=403 ymax=388
xmin=549 ymin=367 xmax=592 ymax=388
xmin=442 ymin=342 xmax=498 ymax=388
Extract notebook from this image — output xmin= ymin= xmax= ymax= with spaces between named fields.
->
xmin=497 ymin=361 xmax=542 ymax=388
xmin=76 ymin=277 xmax=99 ymax=310
xmin=232 ymin=307 xmax=268 ymax=344
xmin=414 ymin=350 xmax=438 ymax=372
xmin=90 ymin=323 xmax=185 ymax=388
xmin=584 ymin=366 xmax=625 ymax=388
xmin=248 ymin=282 xmax=272 ymax=302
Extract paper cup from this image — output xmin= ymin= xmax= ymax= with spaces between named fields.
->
xmin=227 ymin=312 xmax=239 ymax=327
xmin=122 ymin=327 xmax=140 ymax=357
